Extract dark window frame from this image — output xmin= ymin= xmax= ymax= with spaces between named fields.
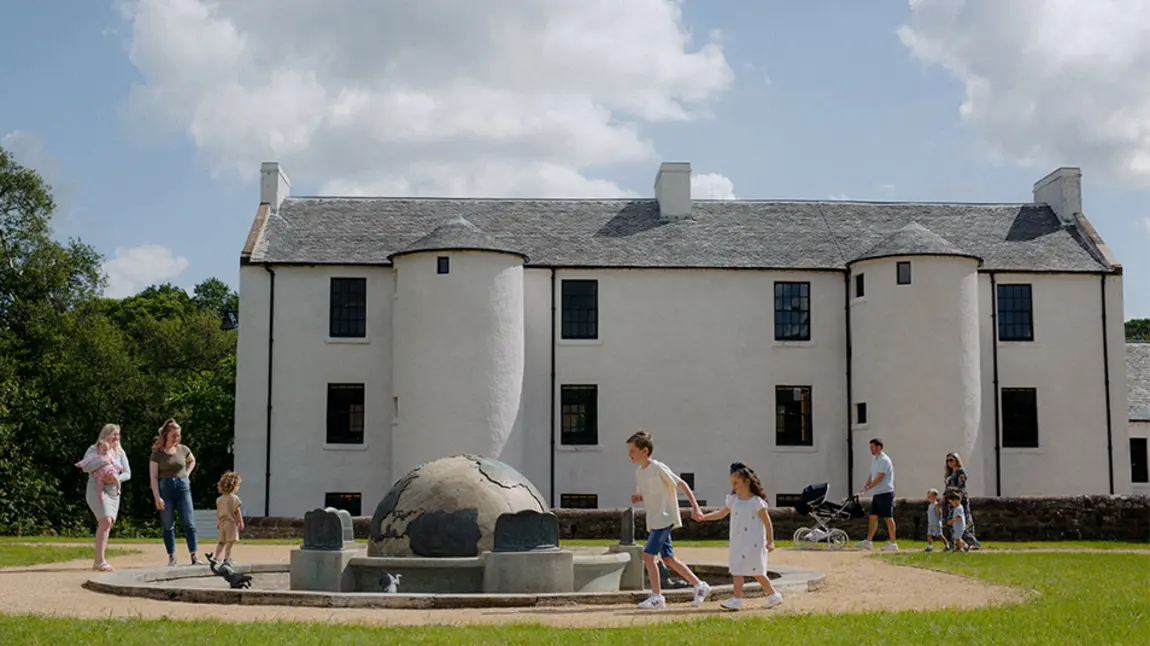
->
xmin=560 ymin=384 xmax=598 ymax=446
xmin=1001 ymin=387 xmax=1038 ymax=448
xmin=775 ymin=385 xmax=813 ymax=447
xmin=855 ymin=273 xmax=865 ymax=298
xmin=773 ymin=281 xmax=811 ymax=342
xmin=896 ymin=261 xmax=912 ymax=285
xmin=997 ymin=284 xmax=1034 ymax=342
xmin=1131 ymin=437 xmax=1149 ymax=484
xmin=437 ymin=256 xmax=450 ymax=274
xmin=559 ymin=494 xmax=599 ymax=509
xmin=561 ymin=279 xmax=599 ymax=340
xmin=326 ymin=383 xmax=365 ymax=445
xmin=329 ymin=277 xmax=367 ymax=338
xmin=324 ymin=492 xmax=363 ymax=516
xmin=856 ymin=402 xmax=868 ymax=425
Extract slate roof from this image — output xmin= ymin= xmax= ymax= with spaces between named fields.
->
xmin=248 ymin=198 xmax=1112 ymax=272
xmin=849 ymin=221 xmax=981 ymax=265
xmin=1129 ymin=342 xmax=1150 ymax=422
xmin=387 ymin=216 xmax=527 ymax=261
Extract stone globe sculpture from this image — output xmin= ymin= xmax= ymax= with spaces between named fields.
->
xmin=369 ymin=454 xmax=550 ymax=558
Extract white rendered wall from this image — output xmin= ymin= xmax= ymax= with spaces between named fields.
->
xmin=391 ymin=251 xmax=526 ymax=480
xmin=990 ymin=272 xmax=1130 ymax=495
xmin=234 ymin=265 xmax=395 ymax=517
xmin=551 ymin=269 xmax=848 ymax=509
xmin=850 ymin=256 xmax=982 ymax=501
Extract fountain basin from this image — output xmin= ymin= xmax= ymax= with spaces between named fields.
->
xmin=84 ymin=558 xmax=826 ymax=609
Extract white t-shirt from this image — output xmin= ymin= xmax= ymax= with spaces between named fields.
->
xmin=869 ymin=452 xmax=894 ymax=495
xmin=635 ymin=459 xmax=684 ymax=530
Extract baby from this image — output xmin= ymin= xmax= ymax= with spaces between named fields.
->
xmin=944 ymin=491 xmax=969 ymax=552
xmin=924 ymin=488 xmax=948 ymax=552
xmin=75 ymin=440 xmax=123 ymax=497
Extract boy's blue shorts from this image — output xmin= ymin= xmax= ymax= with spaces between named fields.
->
xmin=644 ymin=525 xmax=674 ymax=558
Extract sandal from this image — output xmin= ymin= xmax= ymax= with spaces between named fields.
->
xmin=94 ymin=562 xmax=114 ymax=572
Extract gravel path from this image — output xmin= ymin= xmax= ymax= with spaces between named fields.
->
xmin=0 ymin=543 xmax=1029 ymax=627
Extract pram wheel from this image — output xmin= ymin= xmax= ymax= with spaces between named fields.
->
xmin=827 ymin=528 xmax=849 ymax=550
xmin=793 ymin=527 xmax=817 ymax=549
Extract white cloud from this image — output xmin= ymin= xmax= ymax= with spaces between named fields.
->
xmin=102 ymin=244 xmax=190 ymax=299
xmin=115 ymin=0 xmax=734 ymax=198
xmin=899 ymin=1 xmax=1150 ymax=188
xmin=691 ymin=172 xmax=736 ymax=199
xmin=1 ymin=130 xmax=80 ymax=220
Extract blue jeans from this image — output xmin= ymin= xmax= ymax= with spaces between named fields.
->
xmin=158 ymin=477 xmax=197 ymax=555
xmin=644 ymin=526 xmax=674 ymax=558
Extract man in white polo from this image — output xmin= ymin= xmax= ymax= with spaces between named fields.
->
xmin=856 ymin=437 xmax=898 ymax=552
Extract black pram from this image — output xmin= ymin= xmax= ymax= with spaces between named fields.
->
xmin=791 ymin=482 xmax=866 ymax=549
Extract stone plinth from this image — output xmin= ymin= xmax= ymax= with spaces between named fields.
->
xmin=290 ymin=548 xmax=356 ymax=592
xmin=482 ymin=549 xmax=574 ymax=594
xmin=608 ymin=543 xmax=645 ymax=591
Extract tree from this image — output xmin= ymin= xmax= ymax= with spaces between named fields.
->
xmin=1128 ymin=318 xmax=1150 ymax=341
xmin=0 ymin=143 xmax=240 ymax=535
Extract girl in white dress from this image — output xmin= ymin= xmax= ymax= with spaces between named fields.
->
xmin=697 ymin=462 xmax=783 ymax=611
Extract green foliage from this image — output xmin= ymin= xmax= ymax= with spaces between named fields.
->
xmin=1128 ymin=318 xmax=1150 ymax=341
xmin=0 ymin=141 xmax=238 ymax=535
xmin=0 ymin=544 xmax=139 ymax=567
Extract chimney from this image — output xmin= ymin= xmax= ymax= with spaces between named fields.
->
xmin=654 ymin=161 xmax=691 ymax=219
xmin=260 ymin=162 xmax=291 ymax=210
xmin=1032 ymin=167 xmax=1082 ymax=226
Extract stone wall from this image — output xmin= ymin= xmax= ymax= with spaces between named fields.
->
xmin=241 ymin=495 xmax=1150 ymax=543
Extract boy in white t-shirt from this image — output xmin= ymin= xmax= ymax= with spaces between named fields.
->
xmin=626 ymin=430 xmax=711 ymax=610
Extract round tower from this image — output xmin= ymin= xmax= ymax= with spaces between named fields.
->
xmin=389 ymin=217 xmax=527 ymax=479
xmin=848 ymin=222 xmax=983 ymax=498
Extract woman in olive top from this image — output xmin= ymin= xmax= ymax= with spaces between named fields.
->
xmin=149 ymin=418 xmax=200 ymax=566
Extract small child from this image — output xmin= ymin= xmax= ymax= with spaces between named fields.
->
xmin=215 ymin=471 xmax=245 ymax=564
xmin=924 ymin=488 xmax=948 ymax=552
xmin=945 ymin=491 xmax=968 ymax=552
xmin=626 ymin=430 xmax=711 ymax=609
xmin=697 ymin=462 xmax=783 ymax=611
xmin=75 ymin=440 xmax=123 ymax=498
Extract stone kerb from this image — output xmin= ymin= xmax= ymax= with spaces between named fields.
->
xmin=241 ymin=495 xmax=1150 ymax=542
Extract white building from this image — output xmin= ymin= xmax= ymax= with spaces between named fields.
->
xmin=1129 ymin=342 xmax=1150 ymax=496
xmin=233 ymin=161 xmax=1134 ymax=518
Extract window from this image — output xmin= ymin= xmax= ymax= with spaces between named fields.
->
xmin=855 ymin=273 xmax=865 ymax=298
xmin=561 ymin=279 xmax=598 ymax=339
xmin=775 ymin=493 xmax=802 ymax=508
xmin=437 ymin=256 xmax=450 ymax=274
xmin=1001 ymin=388 xmax=1038 ymax=448
xmin=326 ymin=384 xmax=365 ymax=444
xmin=560 ymin=385 xmax=598 ymax=445
xmin=997 ymin=284 xmax=1034 ymax=341
xmin=775 ymin=385 xmax=813 ymax=446
xmin=856 ymin=402 xmax=868 ymax=425
xmin=896 ymin=261 xmax=912 ymax=285
xmin=329 ymin=277 xmax=366 ymax=338
xmin=560 ymin=494 xmax=598 ymax=509
xmin=773 ymin=282 xmax=811 ymax=341
xmin=324 ymin=492 xmax=362 ymax=516
xmin=679 ymin=472 xmax=695 ymax=490
xmin=1132 ymin=438 xmax=1149 ymax=484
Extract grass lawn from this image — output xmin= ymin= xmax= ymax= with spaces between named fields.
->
xmin=0 ymin=549 xmax=1148 ymax=644
xmin=563 ymin=537 xmax=1150 ymax=551
xmin=0 ymin=544 xmax=140 ymax=568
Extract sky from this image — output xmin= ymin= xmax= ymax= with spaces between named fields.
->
xmin=1 ymin=0 xmax=1147 ymax=317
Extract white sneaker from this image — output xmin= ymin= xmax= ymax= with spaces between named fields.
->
xmin=719 ymin=596 xmax=743 ymax=611
xmin=638 ymin=594 xmax=666 ymax=609
xmin=692 ymin=581 xmax=712 ymax=607
xmin=881 ymin=542 xmax=900 ymax=552
xmin=763 ymin=592 xmax=784 ymax=609
xmin=855 ymin=540 xmax=874 ymax=550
